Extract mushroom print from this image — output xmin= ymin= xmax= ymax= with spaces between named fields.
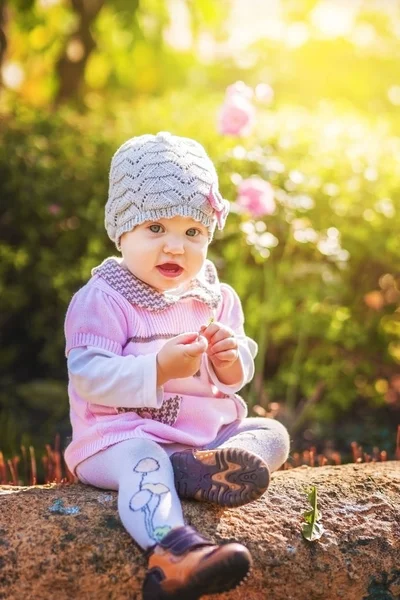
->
xmin=129 ymin=458 xmax=172 ymax=542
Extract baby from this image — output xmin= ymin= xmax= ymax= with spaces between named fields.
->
xmin=64 ymin=132 xmax=290 ymax=599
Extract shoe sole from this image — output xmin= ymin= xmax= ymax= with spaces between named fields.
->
xmin=171 ymin=447 xmax=270 ymax=507
xmin=143 ymin=546 xmax=252 ymax=600
xmin=187 ymin=546 xmax=252 ymax=599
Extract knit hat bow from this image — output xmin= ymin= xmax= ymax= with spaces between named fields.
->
xmin=208 ymin=184 xmax=230 ymax=229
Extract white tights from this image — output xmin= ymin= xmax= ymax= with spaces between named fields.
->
xmin=76 ymin=417 xmax=290 ymax=550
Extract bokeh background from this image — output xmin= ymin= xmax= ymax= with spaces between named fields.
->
xmin=1 ymin=0 xmax=400 ymax=479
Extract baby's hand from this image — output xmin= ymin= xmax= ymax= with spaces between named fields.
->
xmin=156 ymin=333 xmax=208 ymax=385
xmin=199 ymin=321 xmax=239 ymax=370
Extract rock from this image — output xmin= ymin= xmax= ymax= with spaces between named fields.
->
xmin=0 ymin=461 xmax=399 ymax=600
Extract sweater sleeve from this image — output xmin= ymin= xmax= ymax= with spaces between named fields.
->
xmin=65 ymin=283 xmax=163 ymax=408
xmin=67 ymin=347 xmax=164 ymax=409
xmin=65 ymin=283 xmax=129 ymax=356
xmin=205 ymin=283 xmax=258 ymax=395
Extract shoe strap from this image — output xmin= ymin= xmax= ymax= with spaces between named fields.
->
xmin=157 ymin=525 xmax=213 ymax=556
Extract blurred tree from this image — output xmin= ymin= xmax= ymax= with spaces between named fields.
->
xmin=55 ymin=0 xmax=107 ymax=104
xmin=2 ymin=0 xmax=227 ymax=105
xmin=0 ymin=0 xmax=9 ymax=84
xmin=54 ymin=0 xmax=224 ymax=103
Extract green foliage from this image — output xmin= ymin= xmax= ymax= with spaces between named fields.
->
xmin=301 ymin=486 xmax=324 ymax=542
xmin=0 ymin=108 xmax=113 ymax=453
xmin=1 ymin=0 xmax=400 ymax=457
xmin=211 ymin=107 xmax=400 ymax=442
xmin=0 ymin=96 xmax=399 ymax=457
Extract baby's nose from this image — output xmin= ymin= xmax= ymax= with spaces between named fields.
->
xmin=163 ymin=236 xmax=185 ymax=254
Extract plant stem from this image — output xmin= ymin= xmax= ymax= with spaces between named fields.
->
xmin=285 ymin=316 xmax=308 ymax=415
xmin=249 ymin=261 xmax=271 ymax=404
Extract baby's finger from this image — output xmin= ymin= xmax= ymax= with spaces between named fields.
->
xmin=174 ymin=332 xmax=202 ymax=345
xmin=200 ymin=322 xmax=220 ymax=340
xmin=208 ymin=338 xmax=238 ymax=356
xmin=208 ymin=328 xmax=235 ymax=345
xmin=211 ymin=349 xmax=239 ymax=363
xmin=184 ymin=335 xmax=208 ymax=357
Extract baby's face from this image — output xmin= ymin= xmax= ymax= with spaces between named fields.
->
xmin=120 ymin=216 xmax=209 ymax=292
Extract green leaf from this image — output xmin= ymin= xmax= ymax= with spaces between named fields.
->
xmin=301 ymin=486 xmax=325 ymax=542
xmin=302 ymin=520 xmax=325 ymax=542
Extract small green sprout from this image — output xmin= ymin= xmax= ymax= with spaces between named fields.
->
xmin=301 ymin=485 xmax=325 ymax=542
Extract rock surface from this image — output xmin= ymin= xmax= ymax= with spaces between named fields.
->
xmin=0 ymin=461 xmax=399 ymax=600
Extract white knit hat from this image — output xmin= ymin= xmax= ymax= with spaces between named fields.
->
xmin=105 ymin=132 xmax=230 ymax=250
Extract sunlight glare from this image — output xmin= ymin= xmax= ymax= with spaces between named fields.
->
xmin=311 ymin=0 xmax=359 ymax=38
xmin=2 ymin=63 xmax=25 ymax=90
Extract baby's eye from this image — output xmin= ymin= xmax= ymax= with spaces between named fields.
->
xmin=186 ymin=228 xmax=200 ymax=237
xmin=148 ymin=224 xmax=164 ymax=234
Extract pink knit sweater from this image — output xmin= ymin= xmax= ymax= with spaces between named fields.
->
xmin=64 ymin=257 xmax=257 ymax=474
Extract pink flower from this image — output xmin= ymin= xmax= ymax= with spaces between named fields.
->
xmin=218 ymin=94 xmax=255 ymax=137
xmin=208 ymin=184 xmax=230 ymax=229
xmin=255 ymin=83 xmax=274 ymax=104
xmin=226 ymin=81 xmax=253 ymax=100
xmin=236 ymin=177 xmax=276 ymax=218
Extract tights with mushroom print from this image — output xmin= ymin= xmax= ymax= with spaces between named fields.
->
xmin=129 ymin=457 xmax=173 ymax=542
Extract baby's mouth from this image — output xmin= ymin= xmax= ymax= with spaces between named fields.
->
xmin=156 ymin=263 xmax=184 ymax=278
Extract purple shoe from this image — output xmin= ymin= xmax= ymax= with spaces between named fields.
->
xmin=170 ymin=447 xmax=270 ymax=507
